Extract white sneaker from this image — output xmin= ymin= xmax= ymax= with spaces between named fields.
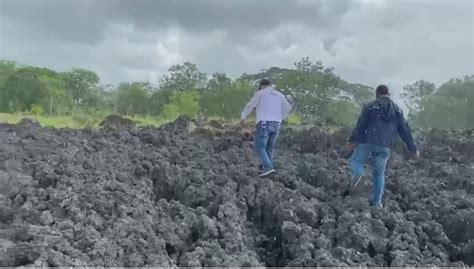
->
xmin=352 ymin=174 xmax=364 ymax=189
xmin=259 ymin=169 xmax=276 ymax=178
xmin=370 ymin=203 xmax=383 ymax=208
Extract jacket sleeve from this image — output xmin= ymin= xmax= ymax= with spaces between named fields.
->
xmin=348 ymin=105 xmax=369 ymax=144
xmin=397 ymin=110 xmax=418 ymax=152
xmin=241 ymin=92 xmax=259 ymax=120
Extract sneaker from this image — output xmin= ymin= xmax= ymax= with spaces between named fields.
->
xmin=259 ymin=169 xmax=276 ymax=177
xmin=345 ymin=174 xmax=364 ymax=196
xmin=369 ymin=199 xmax=383 ymax=208
xmin=370 ymin=203 xmax=383 ymax=208
xmin=352 ymin=174 xmax=364 ymax=189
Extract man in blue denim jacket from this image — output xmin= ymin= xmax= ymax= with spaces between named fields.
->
xmin=241 ymin=79 xmax=292 ymax=177
xmin=347 ymin=85 xmax=420 ymax=207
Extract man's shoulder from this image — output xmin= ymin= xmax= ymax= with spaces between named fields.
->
xmin=271 ymin=88 xmax=286 ymax=97
xmin=362 ymin=100 xmax=376 ymax=110
xmin=365 ymin=98 xmax=401 ymax=110
xmin=389 ymin=99 xmax=402 ymax=113
xmin=261 ymin=88 xmax=283 ymax=96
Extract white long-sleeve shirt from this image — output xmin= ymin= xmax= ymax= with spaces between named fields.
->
xmin=241 ymin=87 xmax=292 ymax=123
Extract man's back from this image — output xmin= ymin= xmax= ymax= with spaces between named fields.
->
xmin=350 ymin=96 xmax=417 ymax=152
xmin=256 ymin=88 xmax=289 ymax=122
xmin=241 ymin=87 xmax=291 ymax=123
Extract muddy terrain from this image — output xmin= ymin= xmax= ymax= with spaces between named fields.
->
xmin=0 ymin=117 xmax=473 ymax=267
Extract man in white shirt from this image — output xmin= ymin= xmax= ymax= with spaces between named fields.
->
xmin=240 ymin=79 xmax=292 ymax=177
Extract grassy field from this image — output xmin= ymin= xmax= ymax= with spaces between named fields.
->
xmin=0 ymin=113 xmax=166 ymax=129
xmin=0 ymin=112 xmax=303 ymax=129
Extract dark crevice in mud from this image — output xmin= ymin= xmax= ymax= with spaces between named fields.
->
xmin=165 ymin=243 xmax=177 ymax=256
xmin=12 ymin=255 xmax=34 ymax=267
xmin=384 ymin=246 xmax=394 ymax=266
xmin=367 ymin=242 xmax=376 ymax=258
xmin=244 ymin=184 xmax=285 ymax=267
xmin=207 ymin=195 xmax=222 ymax=218
xmin=448 ymin=246 xmax=462 ymax=263
xmin=247 ymin=206 xmax=284 ymax=267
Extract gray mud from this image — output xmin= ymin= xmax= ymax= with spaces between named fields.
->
xmin=0 ymin=117 xmax=473 ymax=266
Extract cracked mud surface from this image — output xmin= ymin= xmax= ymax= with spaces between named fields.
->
xmin=0 ymin=118 xmax=473 ymax=266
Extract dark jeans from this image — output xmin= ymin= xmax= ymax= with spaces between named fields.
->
xmin=255 ymin=121 xmax=281 ymax=171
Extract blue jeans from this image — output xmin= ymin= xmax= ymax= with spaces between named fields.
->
xmin=255 ymin=121 xmax=281 ymax=171
xmin=350 ymin=143 xmax=391 ymax=206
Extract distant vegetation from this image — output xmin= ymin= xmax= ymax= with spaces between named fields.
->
xmin=401 ymin=76 xmax=474 ymax=129
xmin=0 ymin=58 xmax=472 ymax=129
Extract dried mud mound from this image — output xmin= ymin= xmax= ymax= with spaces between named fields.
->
xmin=99 ymin=114 xmax=136 ymax=130
xmin=0 ymin=118 xmax=473 ymax=267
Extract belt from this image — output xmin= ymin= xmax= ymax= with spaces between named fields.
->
xmin=256 ymin=121 xmax=280 ymax=127
xmin=257 ymin=120 xmax=280 ymax=124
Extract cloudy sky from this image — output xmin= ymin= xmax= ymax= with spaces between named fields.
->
xmin=1 ymin=0 xmax=473 ymax=95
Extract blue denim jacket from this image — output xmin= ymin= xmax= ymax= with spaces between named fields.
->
xmin=349 ymin=97 xmax=417 ymax=152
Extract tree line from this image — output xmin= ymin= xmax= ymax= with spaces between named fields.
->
xmin=0 ymin=58 xmax=472 ymax=128
xmin=401 ymin=75 xmax=473 ymax=129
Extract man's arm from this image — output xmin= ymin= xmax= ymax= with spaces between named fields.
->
xmin=241 ymin=92 xmax=260 ymax=120
xmin=281 ymin=94 xmax=292 ymax=120
xmin=397 ymin=110 xmax=417 ymax=153
xmin=348 ymin=105 xmax=370 ymax=144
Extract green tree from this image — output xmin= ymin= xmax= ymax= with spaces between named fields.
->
xmin=0 ymin=60 xmax=16 ymax=87
xmin=343 ymin=84 xmax=373 ymax=106
xmin=163 ymin=90 xmax=201 ymax=120
xmin=62 ymin=68 xmax=100 ymax=109
xmin=115 ymin=82 xmax=152 ymax=116
xmin=0 ymin=60 xmax=18 ymax=111
xmin=294 ymin=56 xmax=324 ymax=73
xmin=149 ymin=89 xmax=172 ymax=116
xmin=39 ymin=75 xmax=72 ymax=116
xmin=207 ymin=72 xmax=232 ymax=91
xmin=324 ymin=99 xmax=359 ymax=125
xmin=97 ymin=84 xmax=116 ymax=113
xmin=160 ymin=62 xmax=207 ymax=91
xmin=276 ymin=58 xmax=341 ymax=121
xmin=0 ymin=67 xmax=53 ymax=113
xmin=200 ymin=77 xmax=254 ymax=119
xmin=415 ymin=75 xmax=473 ymax=128
xmin=401 ymin=80 xmax=436 ymax=118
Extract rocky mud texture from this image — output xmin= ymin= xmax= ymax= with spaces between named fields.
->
xmin=0 ymin=117 xmax=473 ymax=267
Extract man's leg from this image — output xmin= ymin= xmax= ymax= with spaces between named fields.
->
xmin=350 ymin=144 xmax=370 ymax=179
xmin=255 ymin=123 xmax=272 ymax=172
xmin=370 ymin=146 xmax=391 ymax=206
xmin=265 ymin=122 xmax=281 ymax=166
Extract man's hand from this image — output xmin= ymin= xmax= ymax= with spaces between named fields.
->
xmin=346 ymin=142 xmax=357 ymax=151
xmin=240 ymin=118 xmax=245 ymax=127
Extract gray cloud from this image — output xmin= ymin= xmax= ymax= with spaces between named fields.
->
xmin=0 ymin=0 xmax=472 ymax=97
xmin=1 ymin=0 xmax=353 ymax=43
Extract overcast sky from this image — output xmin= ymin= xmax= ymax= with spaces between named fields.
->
xmin=1 ymin=0 xmax=473 ymax=95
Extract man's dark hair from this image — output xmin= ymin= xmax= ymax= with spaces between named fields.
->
xmin=259 ymin=79 xmax=271 ymax=88
xmin=376 ymin=85 xmax=389 ymax=96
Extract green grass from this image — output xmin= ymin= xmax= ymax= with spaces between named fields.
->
xmin=0 ymin=113 xmax=20 ymax=124
xmin=0 ymin=112 xmax=304 ymax=129
xmin=287 ymin=113 xmax=302 ymax=125
xmin=0 ymin=113 xmax=166 ymax=129
xmin=126 ymin=115 xmax=169 ymax=127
